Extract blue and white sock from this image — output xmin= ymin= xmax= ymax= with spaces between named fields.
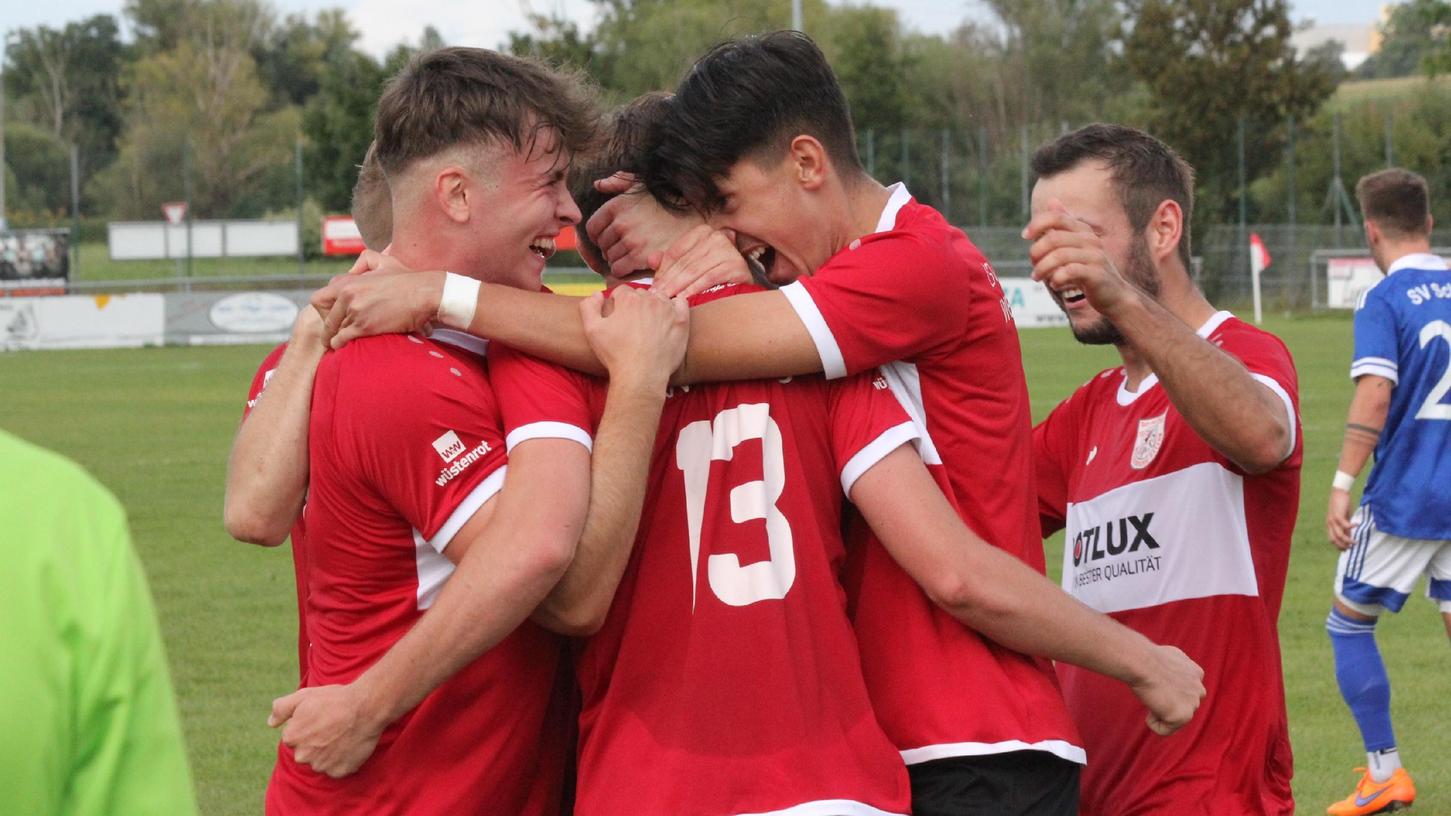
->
xmin=1327 ymin=607 xmax=1399 ymax=782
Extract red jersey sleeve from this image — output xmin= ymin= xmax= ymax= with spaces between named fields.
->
xmin=242 ymin=342 xmax=290 ymax=418
xmin=1212 ymin=321 xmax=1303 ymax=468
xmin=487 ymin=343 xmax=601 ymax=453
xmin=1032 ymin=394 xmax=1081 ymax=538
xmin=828 ymin=369 xmax=921 ymax=497
xmin=781 ymin=230 xmax=973 ymax=378
xmin=334 ymin=339 xmax=509 ymax=554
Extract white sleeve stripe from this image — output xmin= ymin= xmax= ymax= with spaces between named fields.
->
xmin=1249 ymin=373 xmax=1298 ymax=463
xmin=505 ymin=421 xmax=593 ymax=453
xmin=430 ymin=466 xmax=506 ymax=553
xmin=841 ymin=422 xmax=921 ymax=498
xmin=1349 ymin=362 xmax=1400 ymax=384
xmin=781 ymin=281 xmax=848 ymax=380
xmin=1353 ymin=356 xmax=1398 ymax=370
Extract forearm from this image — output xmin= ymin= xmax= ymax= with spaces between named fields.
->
xmin=945 ymin=541 xmax=1162 ymax=684
xmin=464 ymin=283 xmax=605 ymax=375
xmin=224 ymin=341 xmax=325 ymax=544
xmin=534 ymin=382 xmax=665 ymax=634
xmin=352 ymin=529 xmax=569 ymax=729
xmin=1336 ymin=379 xmax=1392 ymax=477
xmin=1111 ymin=293 xmax=1290 ymax=472
xmin=675 ymin=292 xmax=823 ymax=384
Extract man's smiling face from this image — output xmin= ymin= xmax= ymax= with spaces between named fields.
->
xmin=471 ymin=129 xmax=581 ymax=291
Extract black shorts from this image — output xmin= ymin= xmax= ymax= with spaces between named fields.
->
xmin=907 ymin=751 xmax=1080 ymax=816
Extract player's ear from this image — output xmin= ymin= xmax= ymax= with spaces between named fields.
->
xmin=789 ymin=135 xmax=828 ymax=192
xmin=1148 ymin=198 xmax=1183 ymax=266
xmin=434 ymin=166 xmax=472 ymax=225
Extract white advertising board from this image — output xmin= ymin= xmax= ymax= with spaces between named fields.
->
xmin=0 ymin=294 xmax=165 ymax=350
xmin=107 ymin=220 xmax=299 ymax=260
xmin=1326 ymin=257 xmax=1385 ymax=310
xmin=1003 ymin=277 xmax=1069 ymax=328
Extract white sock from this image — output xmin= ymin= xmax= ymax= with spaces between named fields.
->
xmin=1368 ymin=747 xmax=1402 ymax=783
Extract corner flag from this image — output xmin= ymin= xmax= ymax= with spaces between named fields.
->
xmin=1249 ymin=232 xmax=1272 ymax=324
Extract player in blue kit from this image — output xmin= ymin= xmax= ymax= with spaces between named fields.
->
xmin=1325 ymin=167 xmax=1451 ymax=816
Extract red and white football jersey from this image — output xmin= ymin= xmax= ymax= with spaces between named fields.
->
xmin=779 ymin=183 xmax=1082 ymax=764
xmin=243 ymin=343 xmax=310 ymax=682
xmin=489 ymin=283 xmax=915 ymax=816
xmin=265 ymin=328 xmax=567 ymax=816
xmin=1034 ymin=312 xmax=1301 ymax=816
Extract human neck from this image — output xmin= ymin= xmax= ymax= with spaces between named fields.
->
xmin=1116 ymin=262 xmax=1217 ymax=388
xmin=1383 ymin=238 xmax=1434 ymax=270
xmin=388 ymin=214 xmax=485 ymax=281
xmin=841 ymin=174 xmax=893 ymax=247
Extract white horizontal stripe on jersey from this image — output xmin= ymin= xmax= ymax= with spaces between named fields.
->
xmin=1350 ymin=357 xmax=1400 ymax=384
xmin=781 ymin=281 xmax=848 ymax=380
xmin=736 ymin=799 xmax=908 ymax=816
xmin=415 ymin=465 xmax=507 ymax=609
xmin=899 ymin=738 xmax=1086 ymax=767
xmin=841 ymin=421 xmax=921 ymax=497
xmin=1063 ymin=461 xmax=1259 ymax=615
xmin=1249 ymin=372 xmax=1299 ymax=462
xmin=428 ymin=327 xmax=489 ymax=356
xmin=878 ymin=361 xmax=943 ymax=466
xmin=505 ymin=421 xmax=593 ymax=453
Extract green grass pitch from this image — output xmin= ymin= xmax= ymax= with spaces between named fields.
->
xmin=1 ymin=312 xmax=1445 ymax=814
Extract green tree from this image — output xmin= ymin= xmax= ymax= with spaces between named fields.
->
xmin=254 ymin=10 xmax=360 ymax=108
xmin=1123 ymin=0 xmax=1340 ymax=223
xmin=91 ymin=39 xmax=300 ymax=218
xmin=302 ymin=50 xmax=386 ymax=213
xmin=2 ymin=123 xmax=71 ymax=219
xmin=1356 ymin=0 xmax=1451 ymax=79
xmin=3 ymin=15 xmax=127 ymax=208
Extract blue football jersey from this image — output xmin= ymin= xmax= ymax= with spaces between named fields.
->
xmin=1351 ymin=253 xmax=1451 ymax=540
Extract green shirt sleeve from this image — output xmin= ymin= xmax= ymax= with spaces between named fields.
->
xmin=0 ymin=431 xmax=198 ymax=816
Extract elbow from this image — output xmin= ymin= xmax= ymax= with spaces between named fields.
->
xmin=541 ymin=603 xmax=607 ymax=638
xmin=223 ymin=501 xmax=290 ymax=547
xmin=924 ymin=570 xmax=1012 ymax=627
xmin=1236 ymin=424 xmax=1292 ymax=476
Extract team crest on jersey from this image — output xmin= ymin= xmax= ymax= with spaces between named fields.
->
xmin=1130 ymin=414 xmax=1166 ymax=470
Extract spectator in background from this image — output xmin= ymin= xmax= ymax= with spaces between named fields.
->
xmin=1323 ymin=167 xmax=1449 ymax=816
xmin=0 ymin=429 xmax=198 ymax=816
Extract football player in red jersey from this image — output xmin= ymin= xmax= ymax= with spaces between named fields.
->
xmin=314 ymin=56 xmax=1206 ymax=812
xmin=225 ymin=47 xmax=689 ymax=815
xmin=1028 ymin=124 xmax=1301 ymax=816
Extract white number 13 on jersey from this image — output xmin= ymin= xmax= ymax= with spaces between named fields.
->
xmin=675 ymin=403 xmax=796 ymax=610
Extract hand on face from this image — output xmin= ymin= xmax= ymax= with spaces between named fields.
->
xmin=1023 ymin=199 xmax=1139 ymax=319
xmin=579 ymin=285 xmax=689 ymax=392
xmin=1132 ymin=644 xmax=1206 ymax=737
xmin=311 ymin=251 xmax=442 ymax=349
xmin=651 ymin=225 xmax=752 ymax=298
xmin=268 ymin=683 xmax=384 ymax=778
xmin=586 ymin=173 xmax=704 ymax=279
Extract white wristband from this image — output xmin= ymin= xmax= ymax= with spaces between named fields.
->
xmin=1332 ymin=470 xmax=1356 ymax=492
xmin=437 ymin=272 xmax=480 ymax=330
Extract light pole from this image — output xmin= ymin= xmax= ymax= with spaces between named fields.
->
xmin=791 ymin=0 xmax=802 ymax=32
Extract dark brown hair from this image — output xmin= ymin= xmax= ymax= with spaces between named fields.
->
xmin=1032 ymin=123 xmax=1196 ymax=270
xmin=1356 ymin=168 xmax=1431 ymax=238
xmin=351 ymin=141 xmax=392 ymax=250
xmin=643 ymin=31 xmax=862 ymax=212
xmin=373 ymin=47 xmax=599 ymax=178
xmin=569 ymin=92 xmax=673 ymax=270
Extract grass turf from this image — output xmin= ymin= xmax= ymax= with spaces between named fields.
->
xmin=1 ymin=311 xmax=1446 ymax=814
